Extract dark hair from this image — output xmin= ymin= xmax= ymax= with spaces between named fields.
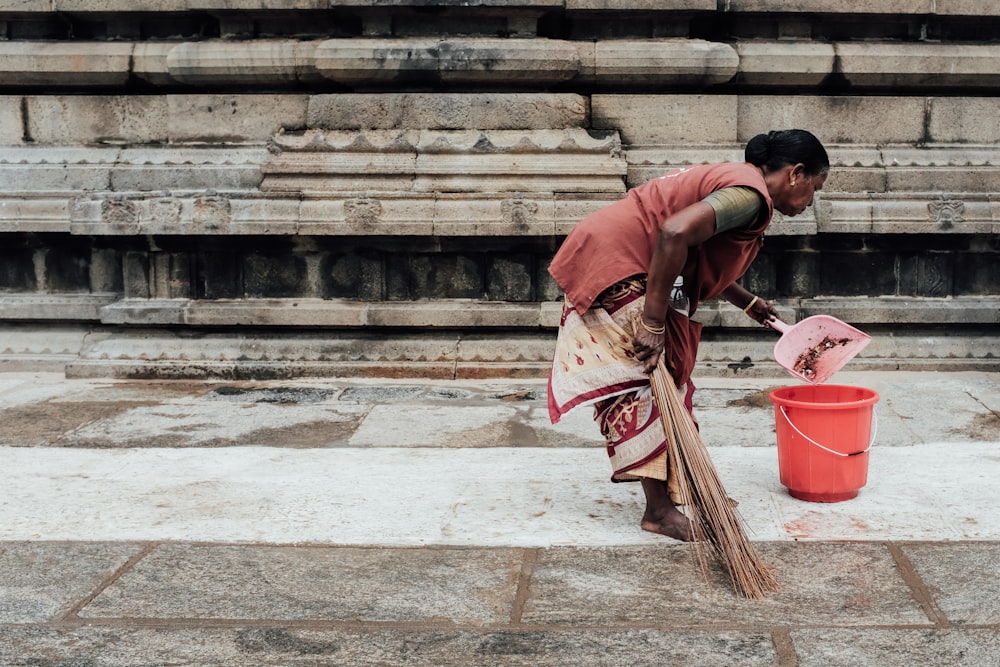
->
xmin=745 ymin=129 xmax=829 ymax=176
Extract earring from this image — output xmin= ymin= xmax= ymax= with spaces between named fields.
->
xmin=791 ymin=180 xmax=796 ymax=186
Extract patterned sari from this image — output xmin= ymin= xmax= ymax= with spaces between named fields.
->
xmin=548 ymin=277 xmax=694 ymax=495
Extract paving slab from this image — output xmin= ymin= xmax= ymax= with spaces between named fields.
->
xmin=1 ymin=442 xmax=999 ymax=544
xmin=901 ymin=543 xmax=1000 ymax=625
xmin=522 ymin=543 xmax=930 ymax=627
xmin=791 ymin=629 xmax=1000 ymax=667
xmin=80 ymin=544 xmax=524 ymax=625
xmin=0 ymin=542 xmax=140 ymax=623
xmin=0 ymin=626 xmax=778 ymax=667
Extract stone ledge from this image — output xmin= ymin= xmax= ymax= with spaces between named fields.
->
xmin=594 ymin=95 xmax=1000 ymax=147
xmin=37 ymin=325 xmax=998 ymax=380
xmin=0 ymin=293 xmax=119 ymax=321
xmin=4 ymin=40 xmax=1000 ymax=90
xmin=0 ymin=0 xmax=991 ymax=14
xmin=98 ymin=298 xmax=555 ymax=328
xmin=89 ymin=296 xmax=1000 ymax=329
xmin=2 ymin=190 xmax=995 ymax=237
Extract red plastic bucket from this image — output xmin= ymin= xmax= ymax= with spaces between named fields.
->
xmin=768 ymin=385 xmax=879 ymax=502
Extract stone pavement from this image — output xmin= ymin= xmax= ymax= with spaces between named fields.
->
xmin=0 ymin=369 xmax=998 ymax=666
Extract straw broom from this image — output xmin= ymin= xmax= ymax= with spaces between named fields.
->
xmin=650 ymin=358 xmax=779 ymax=599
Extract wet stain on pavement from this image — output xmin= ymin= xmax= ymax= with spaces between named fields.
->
xmin=0 ymin=402 xmax=155 ymax=447
xmin=960 ymin=412 xmax=1000 ymax=441
xmin=726 ymin=389 xmax=777 ymax=409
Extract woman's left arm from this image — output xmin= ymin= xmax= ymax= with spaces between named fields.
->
xmin=721 ymin=283 xmax=778 ymax=325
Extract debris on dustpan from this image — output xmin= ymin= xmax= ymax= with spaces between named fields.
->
xmin=767 ymin=315 xmax=872 ymax=384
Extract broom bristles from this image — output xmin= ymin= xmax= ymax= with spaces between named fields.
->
xmin=651 ymin=359 xmax=778 ymax=599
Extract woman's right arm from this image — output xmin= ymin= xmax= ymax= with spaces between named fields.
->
xmin=634 ymin=202 xmax=718 ymax=374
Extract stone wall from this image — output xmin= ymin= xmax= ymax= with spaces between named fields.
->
xmin=0 ymin=1 xmax=997 ymax=378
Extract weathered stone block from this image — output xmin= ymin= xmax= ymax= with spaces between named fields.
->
xmin=592 ymin=95 xmax=738 ymax=145
xmin=390 ymin=254 xmax=483 ymax=300
xmin=99 ymin=298 xmax=188 ymax=325
xmin=151 ymin=253 xmax=194 ymax=299
xmin=553 ymin=196 xmax=618 ymax=235
xmin=723 ymin=0 xmax=933 ymax=12
xmin=734 ymin=41 xmax=834 ymax=87
xmin=42 ymin=245 xmax=90 ymax=291
xmin=122 ymin=251 xmax=151 ymax=299
xmin=873 ymin=195 xmax=993 ymax=234
xmin=132 ymin=42 xmax=176 ymax=86
xmin=739 ymin=255 xmax=775 ymax=296
xmin=167 ymin=95 xmax=309 ymax=144
xmin=775 ymin=249 xmax=819 ymax=297
xmin=815 ymin=196 xmax=873 ymax=234
xmin=321 ymin=252 xmax=384 ymax=300
xmin=243 ymin=253 xmax=310 ymax=299
xmin=568 ymin=0 xmax=713 ymax=7
xmin=898 ymin=253 xmax=953 ymax=297
xmin=366 ymin=301 xmax=541 ymax=328
xmin=0 ymin=293 xmax=117 ymax=321
xmin=0 ymin=248 xmax=36 ymax=290
xmin=89 ymin=247 xmax=123 ymax=293
xmin=314 ymin=38 xmax=580 ymax=86
xmin=928 ymin=98 xmax=1000 ymax=144
xmin=935 ymin=0 xmax=997 ymax=14
xmin=0 ymin=97 xmax=23 ymax=144
xmin=837 ymin=43 xmax=1000 ymax=89
xmin=737 ymin=96 xmax=928 ymax=145
xmin=818 ymin=253 xmax=896 ymax=297
xmin=184 ymin=299 xmax=366 ymax=327
xmin=196 ymin=250 xmax=240 ymax=299
xmin=26 ymin=96 xmax=169 ymax=145
xmin=593 ymin=40 xmax=738 ymax=86
xmin=486 ymin=255 xmax=533 ymax=302
xmin=1 ymin=147 xmax=118 ymax=192
xmin=432 ymin=196 xmax=557 ymax=237
xmin=306 ymin=93 xmax=588 ymax=130
xmin=0 ymin=197 xmax=71 ymax=233
xmin=166 ymin=40 xmax=320 ymax=86
xmin=954 ymin=253 xmax=1000 ymax=295
xmin=0 ymin=42 xmax=133 ymax=87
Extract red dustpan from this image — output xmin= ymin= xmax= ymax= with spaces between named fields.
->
xmin=767 ymin=315 xmax=871 ymax=384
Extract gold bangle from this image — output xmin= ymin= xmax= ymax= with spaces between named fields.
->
xmin=742 ymin=295 xmax=759 ymax=313
xmin=639 ymin=318 xmax=666 ymax=335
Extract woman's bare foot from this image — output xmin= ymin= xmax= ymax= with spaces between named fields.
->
xmin=641 ymin=505 xmax=699 ymax=542
xmin=639 ymin=477 xmax=703 ymax=542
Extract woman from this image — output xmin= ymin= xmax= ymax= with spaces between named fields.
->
xmin=547 ymin=129 xmax=830 ymax=542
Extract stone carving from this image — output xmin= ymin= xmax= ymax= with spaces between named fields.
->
xmin=101 ymin=198 xmax=138 ymax=226
xmin=501 ymin=197 xmax=538 ymax=229
xmin=345 ymin=198 xmax=383 ymax=230
xmin=928 ymin=195 xmax=964 ymax=230
xmin=193 ymin=193 xmax=232 ymax=229
xmin=151 ymin=197 xmax=183 ymax=227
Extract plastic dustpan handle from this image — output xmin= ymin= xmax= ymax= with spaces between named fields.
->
xmin=766 ymin=318 xmax=792 ymax=334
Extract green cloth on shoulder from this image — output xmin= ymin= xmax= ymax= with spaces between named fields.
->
xmin=703 ymin=186 xmax=764 ymax=234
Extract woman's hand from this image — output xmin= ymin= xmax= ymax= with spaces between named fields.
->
xmin=633 ymin=318 xmax=667 ymax=374
xmin=744 ymin=295 xmax=779 ymax=325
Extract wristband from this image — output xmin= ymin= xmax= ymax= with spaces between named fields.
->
xmin=742 ymin=295 xmax=759 ymax=313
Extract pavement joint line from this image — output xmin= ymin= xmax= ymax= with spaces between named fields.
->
xmin=887 ymin=541 xmax=952 ymax=627
xmin=59 ymin=542 xmax=157 ymax=623
xmin=769 ymin=628 xmax=799 ymax=667
xmin=509 ymin=547 xmax=539 ymax=626
xmin=17 ymin=618 xmax=976 ymax=633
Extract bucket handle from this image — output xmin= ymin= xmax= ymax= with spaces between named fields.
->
xmin=777 ymin=406 xmax=878 ymax=457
